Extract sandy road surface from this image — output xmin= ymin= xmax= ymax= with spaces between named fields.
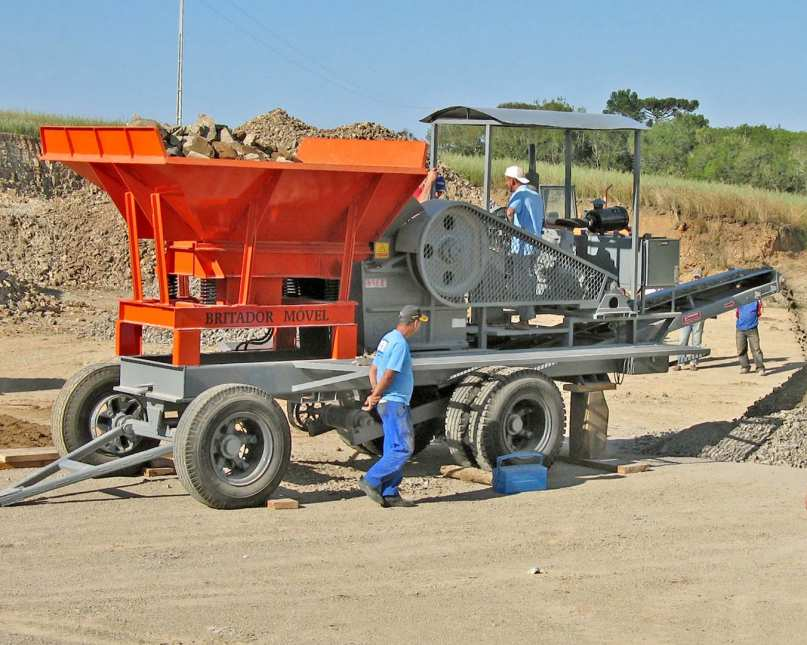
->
xmin=1 ymin=305 xmax=806 ymax=644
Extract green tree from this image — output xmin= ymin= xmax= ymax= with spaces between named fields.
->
xmin=604 ymin=89 xmax=644 ymax=122
xmin=641 ymin=97 xmax=700 ymax=125
xmin=643 ymin=113 xmax=710 ymax=175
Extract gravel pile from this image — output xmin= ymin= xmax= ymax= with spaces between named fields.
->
xmin=437 ymin=164 xmax=486 ymax=205
xmin=699 ymin=408 xmax=807 ymax=467
xmin=0 ymin=270 xmax=61 ymax=320
xmin=134 ymin=109 xmax=412 ymax=162
xmin=234 ymin=108 xmax=411 ymax=154
xmin=0 ymin=187 xmax=153 ymax=291
xmin=636 ymin=368 xmax=807 ymax=469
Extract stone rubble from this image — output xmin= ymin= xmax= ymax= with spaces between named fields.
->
xmin=0 ymin=269 xmax=62 ymax=320
xmin=636 ymin=383 xmax=807 ymax=469
xmin=132 ymin=108 xmax=412 ymax=162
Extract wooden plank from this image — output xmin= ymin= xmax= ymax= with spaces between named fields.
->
xmin=440 ymin=465 xmax=493 ymax=486
xmin=0 ymin=447 xmax=59 ymax=465
xmin=148 ymin=456 xmax=175 ymax=469
xmin=267 ymin=498 xmax=299 ymax=510
xmin=568 ymin=391 xmax=609 ymax=459
xmin=0 ymin=460 xmax=52 ymax=471
xmin=143 ymin=467 xmax=176 ymax=478
xmin=617 ymin=463 xmax=650 ymax=475
xmin=557 ymin=455 xmax=650 ymax=475
xmin=563 ymin=382 xmax=617 ymax=393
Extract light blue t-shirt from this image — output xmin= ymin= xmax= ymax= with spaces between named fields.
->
xmin=508 ymin=185 xmax=545 ymax=236
xmin=372 ymin=329 xmax=414 ymax=405
xmin=508 ymin=185 xmax=545 ymax=254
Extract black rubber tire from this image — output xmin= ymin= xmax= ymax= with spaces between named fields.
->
xmin=50 ymin=362 xmax=159 ymax=476
xmin=444 ymin=366 xmax=510 ymax=467
xmin=469 ymin=368 xmax=565 ymax=471
xmin=174 ymin=384 xmax=291 ymax=509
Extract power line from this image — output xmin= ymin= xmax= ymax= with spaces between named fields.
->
xmin=197 ymin=0 xmax=431 ymax=112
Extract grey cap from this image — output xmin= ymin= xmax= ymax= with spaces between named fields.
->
xmin=399 ymin=305 xmax=429 ymax=323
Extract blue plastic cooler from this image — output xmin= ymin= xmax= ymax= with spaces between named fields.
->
xmin=493 ymin=451 xmax=549 ymax=494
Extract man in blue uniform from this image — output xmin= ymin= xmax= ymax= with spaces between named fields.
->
xmin=736 ymin=298 xmax=766 ymax=375
xmin=505 ymin=165 xmax=545 ymax=329
xmin=358 ymin=305 xmax=428 ymax=508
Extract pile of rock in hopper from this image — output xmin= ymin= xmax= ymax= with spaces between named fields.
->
xmin=130 ymin=108 xmax=413 ymax=162
xmin=130 ymin=114 xmax=291 ymax=162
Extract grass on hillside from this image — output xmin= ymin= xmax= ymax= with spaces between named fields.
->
xmin=442 ymin=152 xmax=807 ymax=231
xmin=0 ymin=110 xmax=123 ymax=137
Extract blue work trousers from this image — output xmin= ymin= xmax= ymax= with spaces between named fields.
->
xmin=364 ymin=401 xmax=414 ymax=497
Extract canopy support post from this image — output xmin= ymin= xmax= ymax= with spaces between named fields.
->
xmin=564 ymin=130 xmax=573 ymax=219
xmin=631 ymin=130 xmax=642 ymax=312
xmin=483 ymin=124 xmax=492 ymax=210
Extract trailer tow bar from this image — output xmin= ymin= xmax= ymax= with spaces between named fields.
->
xmin=0 ymin=425 xmax=172 ymax=507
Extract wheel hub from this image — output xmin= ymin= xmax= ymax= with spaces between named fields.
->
xmin=221 ymin=435 xmax=246 ymax=460
xmin=89 ymin=394 xmax=144 ymax=456
xmin=503 ymin=399 xmax=547 ymax=451
xmin=506 ymin=414 xmax=525 ymax=435
xmin=210 ymin=413 xmax=273 ymax=487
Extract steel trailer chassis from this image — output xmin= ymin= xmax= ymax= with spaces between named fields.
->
xmin=0 ymin=268 xmax=776 ymax=508
xmin=0 ymin=340 xmax=701 ymax=508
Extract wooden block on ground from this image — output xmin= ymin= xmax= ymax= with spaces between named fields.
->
xmin=440 ymin=465 xmax=493 ymax=486
xmin=617 ymin=463 xmax=650 ymax=475
xmin=568 ymin=391 xmax=609 ymax=459
xmin=143 ymin=467 xmax=176 ymax=478
xmin=563 ymin=382 xmax=617 ymax=393
xmin=267 ymin=498 xmax=299 ymax=510
xmin=0 ymin=447 xmax=59 ymax=467
xmin=148 ymin=456 xmax=175 ymax=469
xmin=557 ymin=455 xmax=650 ymax=475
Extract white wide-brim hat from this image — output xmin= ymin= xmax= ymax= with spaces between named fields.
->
xmin=504 ymin=165 xmax=530 ymax=184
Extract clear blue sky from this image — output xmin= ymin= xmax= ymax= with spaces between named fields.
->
xmin=3 ymin=0 xmax=806 ymax=134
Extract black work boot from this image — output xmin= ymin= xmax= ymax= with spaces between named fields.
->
xmin=358 ymin=477 xmax=387 ymax=507
xmin=383 ymin=494 xmax=417 ymax=508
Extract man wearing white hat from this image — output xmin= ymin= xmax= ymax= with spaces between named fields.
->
xmin=505 ymin=165 xmax=545 ymax=328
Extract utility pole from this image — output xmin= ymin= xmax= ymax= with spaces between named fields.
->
xmin=175 ymin=0 xmax=185 ymax=125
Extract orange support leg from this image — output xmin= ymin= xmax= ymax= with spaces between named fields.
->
xmin=172 ymin=329 xmax=201 ymax=366
xmin=115 ymin=321 xmax=143 ymax=356
xmin=331 ymin=325 xmax=358 ymax=360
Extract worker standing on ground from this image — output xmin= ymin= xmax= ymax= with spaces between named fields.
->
xmin=736 ymin=297 xmax=766 ymax=375
xmin=358 ymin=306 xmax=429 ymax=508
xmin=675 ymin=270 xmax=706 ymax=370
xmin=505 ymin=165 xmax=545 ymax=329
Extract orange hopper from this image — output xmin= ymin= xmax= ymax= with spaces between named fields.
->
xmin=39 ymin=126 xmax=427 ymax=365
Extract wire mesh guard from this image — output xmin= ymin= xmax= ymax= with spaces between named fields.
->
xmin=416 ymin=203 xmax=613 ymax=308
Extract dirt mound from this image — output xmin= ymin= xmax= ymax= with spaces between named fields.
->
xmin=132 ymin=109 xmax=413 ymax=162
xmin=0 ymin=414 xmax=51 ymax=449
xmin=699 ymin=408 xmax=807 ymax=467
xmin=234 ymin=109 xmax=317 ymax=155
xmin=234 ymin=108 xmax=411 ymax=155
xmin=0 ymin=270 xmax=61 ymax=320
xmin=436 ymin=164 xmax=485 ymax=205
xmin=636 ymin=366 xmax=807 ymax=468
xmin=0 ymin=187 xmax=154 ymax=291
